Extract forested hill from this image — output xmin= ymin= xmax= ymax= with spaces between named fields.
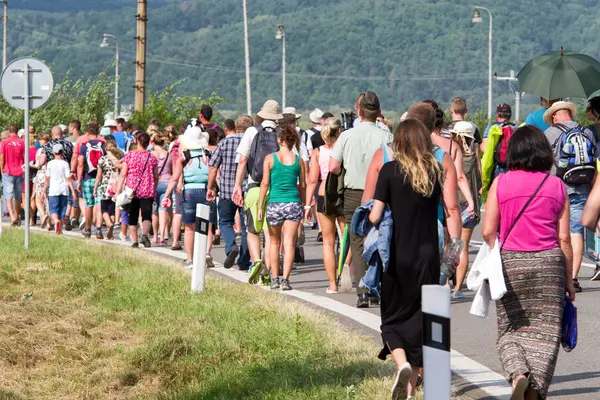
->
xmin=7 ymin=0 xmax=600 ymax=111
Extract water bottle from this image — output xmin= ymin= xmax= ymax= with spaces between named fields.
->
xmin=461 ymin=207 xmax=475 ymax=225
xmin=440 ymin=237 xmax=464 ymax=286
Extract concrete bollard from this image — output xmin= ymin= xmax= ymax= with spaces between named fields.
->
xmin=422 ymin=284 xmax=451 ymax=400
xmin=191 ymin=203 xmax=210 ymax=293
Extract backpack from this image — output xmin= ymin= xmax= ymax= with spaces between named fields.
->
xmin=182 ymin=149 xmax=211 ymax=184
xmin=493 ymin=123 xmax=516 ymax=168
xmin=85 ymin=141 xmax=105 ymax=175
xmin=552 ymin=123 xmax=596 ymax=185
xmin=247 ymin=126 xmax=280 ymax=182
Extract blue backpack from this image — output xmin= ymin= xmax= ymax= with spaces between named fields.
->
xmin=552 ymin=123 xmax=596 ymax=185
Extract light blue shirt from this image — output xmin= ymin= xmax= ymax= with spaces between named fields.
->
xmin=525 ymin=108 xmax=550 ymax=131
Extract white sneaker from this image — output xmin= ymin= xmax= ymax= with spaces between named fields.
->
xmin=452 ymin=290 xmax=464 ymax=299
xmin=391 ymin=362 xmax=412 ymax=400
xmin=119 ymin=232 xmax=127 ymax=241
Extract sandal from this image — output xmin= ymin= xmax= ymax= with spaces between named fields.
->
xmin=171 ymin=244 xmax=182 ymax=251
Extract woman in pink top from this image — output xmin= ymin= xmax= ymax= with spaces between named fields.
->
xmin=482 ymin=126 xmax=575 ymax=400
xmin=306 ymin=117 xmax=344 ymax=293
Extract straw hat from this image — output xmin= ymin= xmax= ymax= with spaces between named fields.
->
xmin=543 ymin=101 xmax=577 ymax=126
xmin=257 ymin=100 xmax=283 ymax=121
xmin=180 ymin=126 xmax=209 ymax=150
xmin=309 ymin=108 xmax=324 ymax=123
xmin=283 ymin=107 xmax=301 ymax=120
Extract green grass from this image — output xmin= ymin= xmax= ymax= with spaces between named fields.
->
xmin=0 ymin=228 xmax=400 ymax=399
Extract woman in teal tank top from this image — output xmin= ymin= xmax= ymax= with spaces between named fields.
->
xmin=258 ymin=126 xmax=307 ymax=291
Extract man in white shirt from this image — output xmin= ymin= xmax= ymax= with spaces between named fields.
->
xmin=233 ymin=100 xmax=283 ymax=286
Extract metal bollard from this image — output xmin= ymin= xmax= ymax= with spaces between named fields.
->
xmin=191 ymin=203 xmax=210 ymax=293
xmin=422 ymin=285 xmax=451 ymax=400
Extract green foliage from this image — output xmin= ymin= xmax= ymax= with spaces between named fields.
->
xmin=129 ymin=80 xmax=225 ymax=129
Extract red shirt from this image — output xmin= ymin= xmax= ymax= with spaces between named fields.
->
xmin=1 ymin=134 xmax=25 ymax=176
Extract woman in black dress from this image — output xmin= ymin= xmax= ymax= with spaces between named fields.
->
xmin=369 ymin=119 xmax=461 ymax=400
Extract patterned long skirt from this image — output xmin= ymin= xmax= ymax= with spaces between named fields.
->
xmin=496 ymin=247 xmax=565 ymax=399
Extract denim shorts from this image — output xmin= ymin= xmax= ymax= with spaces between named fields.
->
xmin=569 ymin=192 xmax=587 ymax=235
xmin=48 ymin=195 xmax=68 ymax=219
xmin=172 ymin=191 xmax=183 ymax=215
xmin=182 ymin=188 xmax=216 ymax=225
xmin=68 ymin=180 xmax=80 ymax=208
xmin=2 ymin=174 xmax=23 ymax=201
xmin=154 ymin=181 xmax=169 ymax=212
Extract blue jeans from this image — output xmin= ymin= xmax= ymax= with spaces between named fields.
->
xmin=569 ymin=192 xmax=588 ymax=235
xmin=218 ymin=198 xmax=250 ymax=268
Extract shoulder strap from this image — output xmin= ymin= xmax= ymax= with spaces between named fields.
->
xmin=158 ymin=152 xmax=169 ymax=176
xmin=555 ymin=123 xmax=570 ymax=133
xmin=135 ymin=153 xmax=151 ymax=194
xmin=501 ymin=174 xmax=550 ymax=249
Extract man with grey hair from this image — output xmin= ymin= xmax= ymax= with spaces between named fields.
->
xmin=206 ymin=114 xmax=252 ymax=270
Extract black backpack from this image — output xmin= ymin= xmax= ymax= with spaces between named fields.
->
xmin=247 ymin=125 xmax=280 ymax=182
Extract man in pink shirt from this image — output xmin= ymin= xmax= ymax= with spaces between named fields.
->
xmin=0 ymin=124 xmax=25 ymax=225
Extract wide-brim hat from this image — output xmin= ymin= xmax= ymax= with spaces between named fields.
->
xmin=257 ymin=100 xmax=283 ymax=121
xmin=283 ymin=107 xmax=301 ymax=120
xmin=309 ymin=108 xmax=324 ymax=123
xmin=180 ymin=126 xmax=209 ymax=150
xmin=451 ymin=121 xmax=475 ymax=137
xmin=104 ymin=119 xmax=117 ymax=128
xmin=543 ymin=101 xmax=577 ymax=126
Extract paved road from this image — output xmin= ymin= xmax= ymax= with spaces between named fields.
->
xmin=208 ymin=224 xmax=600 ymax=399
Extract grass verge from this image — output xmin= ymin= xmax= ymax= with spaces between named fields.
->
xmin=0 ymin=228 xmax=401 ymax=399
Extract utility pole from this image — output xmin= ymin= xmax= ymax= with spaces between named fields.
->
xmin=2 ymin=0 xmax=7 ymax=70
xmin=135 ymin=0 xmax=147 ymax=112
xmin=495 ymin=70 xmax=521 ymax=122
xmin=242 ymin=0 xmax=252 ymax=115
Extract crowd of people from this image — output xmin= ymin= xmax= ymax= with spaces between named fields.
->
xmin=4 ymin=92 xmax=600 ymax=400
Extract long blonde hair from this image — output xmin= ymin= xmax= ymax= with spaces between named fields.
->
xmin=321 ymin=117 xmax=341 ymax=144
xmin=392 ymin=119 xmax=441 ymax=197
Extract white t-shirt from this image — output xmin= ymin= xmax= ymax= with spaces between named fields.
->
xmin=45 ymin=159 xmax=71 ymax=196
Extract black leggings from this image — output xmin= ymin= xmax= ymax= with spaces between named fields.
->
xmin=128 ymin=198 xmax=153 ymax=226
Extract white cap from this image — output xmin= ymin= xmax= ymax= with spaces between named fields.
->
xmin=309 ymin=108 xmax=324 ymax=123
xmin=104 ymin=119 xmax=118 ymax=128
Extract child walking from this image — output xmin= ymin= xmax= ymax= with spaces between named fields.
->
xmin=43 ymin=144 xmax=77 ymax=235
xmin=94 ymin=142 xmax=123 ymax=240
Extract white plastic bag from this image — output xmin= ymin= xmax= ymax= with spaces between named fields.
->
xmin=470 ymin=281 xmax=491 ymax=318
xmin=487 ymin=241 xmax=507 ymax=301
xmin=467 ymin=238 xmax=507 ymax=318
xmin=467 ymin=241 xmax=491 ymax=291
xmin=116 ymin=187 xmax=134 ymax=208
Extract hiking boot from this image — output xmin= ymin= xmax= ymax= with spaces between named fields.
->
xmin=213 ymin=234 xmax=221 ymax=246
xmin=294 ymin=246 xmax=305 ymax=264
xmin=206 ymin=254 xmax=215 ymax=268
xmin=82 ymin=229 xmax=92 ymax=239
xmin=183 ymin=260 xmax=193 ymax=269
xmin=592 ymin=265 xmax=600 ymax=281
xmin=271 ymin=277 xmax=281 ymax=290
xmin=368 ymin=295 xmax=380 ymax=306
xmin=573 ymin=278 xmax=583 ymax=293
xmin=248 ymin=260 xmax=263 ymax=284
xmin=281 ymin=279 xmax=292 ymax=291
xmin=356 ymin=294 xmax=369 ymax=308
xmin=141 ymin=235 xmax=151 ymax=248
xmin=107 ymin=224 xmax=115 ymax=240
xmin=260 ymin=274 xmax=272 ymax=286
xmin=96 ymin=228 xmax=104 ymax=240
xmin=63 ymin=218 xmax=72 ymax=232
xmin=131 ymin=242 xmax=139 ymax=248
xmin=223 ymin=246 xmax=239 ymax=269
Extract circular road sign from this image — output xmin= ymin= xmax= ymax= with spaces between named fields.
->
xmin=1 ymin=57 xmax=54 ymax=110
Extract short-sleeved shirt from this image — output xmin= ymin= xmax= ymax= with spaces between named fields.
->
xmin=544 ymin=121 xmax=599 ymax=196
xmin=0 ymin=135 xmax=25 ymax=176
xmin=45 ymin=159 xmax=71 ymax=196
xmin=210 ymin=132 xmax=243 ymax=200
xmin=113 ymin=131 xmax=134 ymax=152
xmin=330 ymin=122 xmax=394 ymax=190
xmin=79 ymin=139 xmax=106 ymax=181
xmin=97 ymin=156 xmax=117 ymax=200
xmin=483 ymin=121 xmax=518 ymax=139
xmin=525 ymin=108 xmax=550 ymax=132
xmin=43 ymin=138 xmax=74 ymax=165
xmin=124 ymin=151 xmax=158 ymax=199
xmin=497 ymin=171 xmax=566 ymax=252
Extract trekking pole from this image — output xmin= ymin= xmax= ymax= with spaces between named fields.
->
xmin=422 ymin=285 xmax=451 ymax=399
xmin=191 ymin=203 xmax=211 ymax=293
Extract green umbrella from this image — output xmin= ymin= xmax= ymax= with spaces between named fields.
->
xmin=516 ymin=48 xmax=600 ymax=99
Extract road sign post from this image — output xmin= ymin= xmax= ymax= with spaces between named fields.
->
xmin=1 ymin=57 xmax=54 ymax=249
xmin=192 ymin=203 xmax=210 ymax=292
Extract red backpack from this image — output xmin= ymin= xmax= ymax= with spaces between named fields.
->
xmin=493 ymin=123 xmax=516 ymax=167
xmin=85 ymin=141 xmax=105 ymax=175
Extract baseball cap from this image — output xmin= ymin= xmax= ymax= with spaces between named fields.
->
xmin=359 ymin=91 xmax=381 ymax=111
xmin=52 ymin=143 xmax=64 ymax=154
xmin=496 ymin=103 xmax=512 ymax=116
xmin=104 ymin=119 xmax=117 ymax=128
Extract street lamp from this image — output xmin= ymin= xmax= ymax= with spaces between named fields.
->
xmin=473 ymin=6 xmax=493 ymax=121
xmin=1 ymin=0 xmax=7 ymax=70
xmin=100 ymin=33 xmax=119 ymax=119
xmin=275 ymin=24 xmax=286 ymax=109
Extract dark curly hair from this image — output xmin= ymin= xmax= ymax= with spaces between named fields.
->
xmin=278 ymin=125 xmax=300 ymax=151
